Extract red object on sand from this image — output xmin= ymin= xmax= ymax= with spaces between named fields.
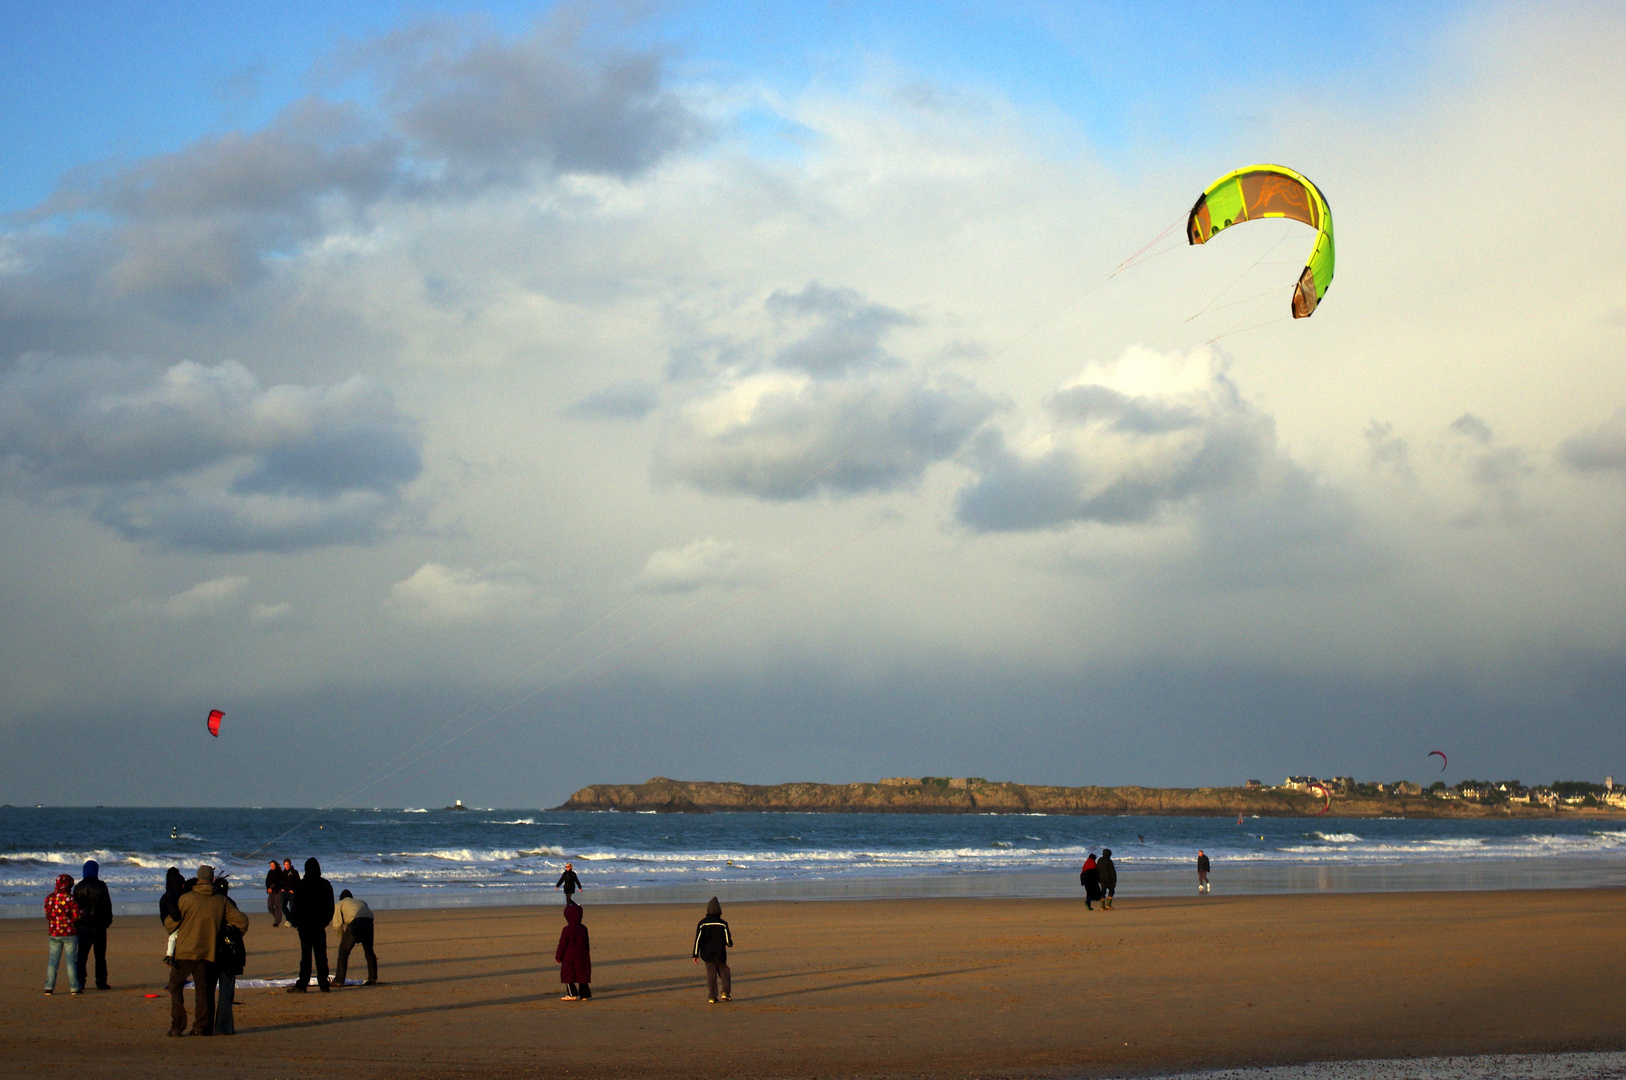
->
xmin=207 ymin=709 xmax=224 ymax=737
xmin=143 ymin=993 xmax=160 ymax=998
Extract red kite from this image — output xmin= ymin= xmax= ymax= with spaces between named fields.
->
xmin=207 ymin=709 xmax=224 ymax=738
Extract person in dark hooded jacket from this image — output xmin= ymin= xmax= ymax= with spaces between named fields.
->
xmin=1081 ymin=853 xmax=1102 ymax=909
xmin=1097 ymin=849 xmax=1117 ymax=910
xmin=692 ymin=896 xmax=733 ymax=1003
xmin=72 ymin=859 xmax=113 ymax=989
xmin=554 ymin=903 xmax=591 ymax=1000
xmin=284 ymin=857 xmax=335 ymax=992
xmin=160 ymin=867 xmax=187 ymax=966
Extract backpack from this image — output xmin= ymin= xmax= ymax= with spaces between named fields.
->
xmin=218 ymin=921 xmax=247 ymax=976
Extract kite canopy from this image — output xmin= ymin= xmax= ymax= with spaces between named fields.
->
xmin=207 ymin=709 xmax=224 ymax=738
xmin=1429 ymin=750 xmax=1447 ymax=772
xmin=1186 ymin=164 xmax=1335 ymax=318
xmin=1308 ymin=782 xmax=1331 ymax=815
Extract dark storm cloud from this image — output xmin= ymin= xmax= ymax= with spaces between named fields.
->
xmin=653 ymin=283 xmax=995 ymax=499
xmin=765 ymin=283 xmax=913 ymax=376
xmin=0 ymin=355 xmax=421 ymax=551
xmin=565 ymin=382 xmax=659 ymax=420
xmin=1559 ymin=408 xmax=1626 ymax=474
xmin=956 ymin=367 xmax=1277 ymax=532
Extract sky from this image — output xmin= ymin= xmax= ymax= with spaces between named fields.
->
xmin=2 ymin=1 xmax=1623 ymax=808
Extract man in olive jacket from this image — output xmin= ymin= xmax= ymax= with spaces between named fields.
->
xmin=163 ymin=864 xmax=249 ymax=1036
xmin=284 ymin=857 xmax=335 ymax=992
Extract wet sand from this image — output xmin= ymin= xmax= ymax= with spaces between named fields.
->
xmin=3 ymin=889 xmax=1623 ymax=1079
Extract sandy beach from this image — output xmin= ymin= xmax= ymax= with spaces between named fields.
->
xmin=4 ymin=889 xmax=1624 ymax=1079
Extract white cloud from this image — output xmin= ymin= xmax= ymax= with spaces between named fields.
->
xmin=629 ymin=538 xmax=771 ymax=593
xmin=385 ymin=563 xmax=537 ymax=624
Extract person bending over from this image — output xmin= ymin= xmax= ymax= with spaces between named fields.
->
xmin=331 ymin=889 xmax=379 ymax=986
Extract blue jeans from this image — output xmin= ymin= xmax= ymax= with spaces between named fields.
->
xmin=46 ymin=935 xmax=81 ymax=992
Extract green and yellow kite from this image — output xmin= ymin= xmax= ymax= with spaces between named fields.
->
xmin=1186 ymin=164 xmax=1334 ymax=318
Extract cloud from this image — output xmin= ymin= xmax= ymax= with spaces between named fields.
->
xmin=0 ymin=355 xmax=422 ymax=551
xmin=378 ymin=19 xmax=702 ymax=183
xmin=765 ymin=283 xmax=913 ymax=376
xmin=628 ymin=538 xmax=771 ymax=593
xmin=385 ymin=563 xmax=537 ymax=624
xmin=1559 ymin=409 xmax=1626 ymax=474
xmin=565 ymin=382 xmax=659 ymax=421
xmin=162 ymin=576 xmax=250 ymax=618
xmin=652 ymin=283 xmax=996 ymax=499
xmin=956 ymin=347 xmax=1282 ymax=532
xmin=106 ymin=575 xmax=299 ymax=626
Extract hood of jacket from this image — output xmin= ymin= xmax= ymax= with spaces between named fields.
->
xmin=705 ymin=896 xmax=721 ymax=917
xmin=54 ymin=874 xmax=73 ymax=894
xmin=190 ymin=879 xmax=216 ymax=896
xmin=82 ymin=860 xmax=99 ymax=880
xmin=564 ymin=904 xmax=582 ymax=926
xmin=305 ymin=857 xmax=322 ymax=878
xmin=1082 ymin=855 xmax=1097 ymax=869
xmin=165 ymin=867 xmax=186 ymax=893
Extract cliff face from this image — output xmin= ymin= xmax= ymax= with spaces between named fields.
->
xmin=553 ymin=777 xmax=1586 ymax=818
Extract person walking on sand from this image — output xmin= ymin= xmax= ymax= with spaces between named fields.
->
xmin=285 ymin=857 xmax=335 ymax=992
xmin=1098 ymin=848 xmax=1117 ymax=910
xmin=331 ymin=889 xmax=379 ymax=986
xmin=555 ymin=862 xmax=583 ymax=906
xmin=163 ymin=864 xmax=248 ymax=1036
xmin=1197 ymin=850 xmax=1211 ymax=894
xmin=213 ymin=878 xmax=246 ymax=1035
xmin=555 ymin=903 xmax=591 ymax=1000
xmin=692 ymin=896 xmax=734 ymax=1004
xmin=1081 ymin=853 xmax=1102 ymax=909
xmin=264 ymin=861 xmax=286 ymax=927
xmin=44 ymin=874 xmax=82 ymax=995
xmin=72 ymin=859 xmax=113 ymax=989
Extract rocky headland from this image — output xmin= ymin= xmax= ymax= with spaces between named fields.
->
xmin=554 ymin=776 xmax=1615 ymax=818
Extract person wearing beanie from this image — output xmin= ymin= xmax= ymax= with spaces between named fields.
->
xmin=554 ymin=902 xmax=591 ymax=1001
xmin=330 ymin=889 xmax=379 ymax=987
xmin=44 ymin=874 xmax=83 ymax=995
xmin=72 ymin=859 xmax=113 ymax=989
xmin=691 ymin=896 xmax=734 ymax=1004
xmin=285 ymin=857 xmax=335 ymax=992
xmin=554 ymin=863 xmax=583 ymax=907
xmin=163 ymin=864 xmax=248 ymax=1035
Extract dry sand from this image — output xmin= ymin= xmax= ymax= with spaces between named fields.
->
xmin=3 ymin=889 xmax=1624 ymax=1079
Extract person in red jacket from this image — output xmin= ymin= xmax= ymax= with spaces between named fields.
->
xmin=44 ymin=874 xmax=83 ymax=995
xmin=554 ymin=904 xmax=591 ymax=1001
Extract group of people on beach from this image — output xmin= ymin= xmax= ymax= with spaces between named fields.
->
xmin=42 ymin=855 xmax=381 ymax=1036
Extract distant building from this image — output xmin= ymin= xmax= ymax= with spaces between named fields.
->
xmin=1245 ymin=779 xmax=1264 ymax=789
xmin=1393 ymin=781 xmax=1423 ymax=797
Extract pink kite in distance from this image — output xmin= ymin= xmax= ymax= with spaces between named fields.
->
xmin=1428 ymin=750 xmax=1447 ymax=772
xmin=1308 ymin=782 xmax=1331 ymax=815
xmin=207 ymin=709 xmax=224 ymax=738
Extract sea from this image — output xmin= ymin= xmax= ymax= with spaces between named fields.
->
xmin=4 ymin=805 xmax=1626 ymax=917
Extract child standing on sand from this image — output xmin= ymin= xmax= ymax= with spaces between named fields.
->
xmin=44 ymin=874 xmax=82 ymax=995
xmin=555 ymin=904 xmax=591 ymax=1000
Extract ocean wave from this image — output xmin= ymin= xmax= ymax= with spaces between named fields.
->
xmin=491 ymin=819 xmax=538 ymax=826
xmin=1308 ymin=832 xmax=1363 ymax=843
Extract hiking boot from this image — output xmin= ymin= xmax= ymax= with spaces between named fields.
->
xmin=719 ymin=993 xmax=731 ymax=1001
xmin=286 ymin=985 xmax=307 ymax=993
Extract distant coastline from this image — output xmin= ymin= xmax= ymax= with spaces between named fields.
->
xmin=556 ymin=776 xmax=1626 ymax=818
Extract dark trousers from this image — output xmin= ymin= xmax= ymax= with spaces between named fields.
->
xmin=267 ymin=892 xmax=285 ymax=926
xmin=75 ymin=926 xmax=108 ymax=988
xmin=334 ymin=917 xmax=377 ymax=984
xmin=564 ymin=890 xmax=578 ymax=907
xmin=704 ymin=960 xmax=731 ymax=1000
xmin=167 ymin=958 xmax=216 ymax=1035
xmin=297 ymin=925 xmax=329 ymax=988
xmin=567 ymin=982 xmax=591 ymax=998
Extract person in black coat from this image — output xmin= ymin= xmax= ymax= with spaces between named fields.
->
xmin=691 ymin=896 xmax=734 ymax=1003
xmin=1081 ymin=854 xmax=1102 ymax=909
xmin=1097 ymin=849 xmax=1117 ymax=910
xmin=284 ymin=857 xmax=335 ymax=992
xmin=264 ymin=861 xmax=286 ymax=927
xmin=72 ymin=859 xmax=113 ymax=989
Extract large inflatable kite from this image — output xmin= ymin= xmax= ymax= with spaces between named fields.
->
xmin=1187 ymin=164 xmax=1335 ymax=318
xmin=1429 ymin=750 xmax=1447 ymax=772
xmin=207 ymin=709 xmax=224 ymax=738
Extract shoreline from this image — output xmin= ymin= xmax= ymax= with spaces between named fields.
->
xmin=9 ymin=856 xmax=1626 ymax=919
xmin=4 ymin=889 xmax=1624 ymax=1078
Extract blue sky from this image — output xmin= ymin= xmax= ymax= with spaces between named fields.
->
xmin=0 ymin=1 xmax=1460 ymax=214
xmin=1 ymin=1 xmax=1623 ymax=806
